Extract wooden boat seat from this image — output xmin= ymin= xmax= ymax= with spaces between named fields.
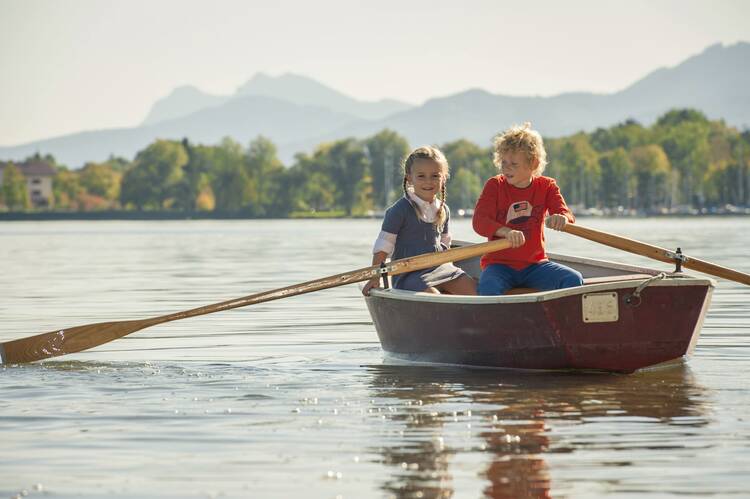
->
xmin=504 ymin=287 xmax=538 ymax=295
xmin=502 ymin=274 xmax=655 ymax=295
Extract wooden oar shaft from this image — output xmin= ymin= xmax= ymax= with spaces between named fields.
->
xmin=563 ymin=223 xmax=750 ymax=285
xmin=152 ymin=237 xmax=512 ymax=324
xmin=1 ymin=238 xmax=512 ymax=364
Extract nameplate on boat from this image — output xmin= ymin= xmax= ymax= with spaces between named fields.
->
xmin=582 ymin=292 xmax=619 ymax=323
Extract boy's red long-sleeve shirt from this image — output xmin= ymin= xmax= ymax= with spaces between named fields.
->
xmin=472 ymin=175 xmax=575 ymax=270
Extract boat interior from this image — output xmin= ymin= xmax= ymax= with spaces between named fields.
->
xmin=452 ymin=249 xmax=661 ymax=295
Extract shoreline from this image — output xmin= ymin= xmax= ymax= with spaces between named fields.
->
xmin=0 ymin=211 xmax=748 ymax=222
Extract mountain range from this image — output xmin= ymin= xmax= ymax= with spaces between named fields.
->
xmin=2 ymin=42 xmax=748 ymax=167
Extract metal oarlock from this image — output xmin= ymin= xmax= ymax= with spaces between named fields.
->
xmin=664 ymin=247 xmax=688 ymax=273
xmin=379 ymin=262 xmax=390 ymax=289
xmin=674 ymin=248 xmax=684 ymax=273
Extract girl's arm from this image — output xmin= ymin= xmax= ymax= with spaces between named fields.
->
xmin=362 ymin=251 xmax=389 ymax=296
xmin=364 ymin=203 xmax=403 ymax=295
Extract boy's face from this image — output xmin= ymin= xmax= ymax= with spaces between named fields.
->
xmin=500 ymin=150 xmax=537 ymax=188
xmin=407 ymin=159 xmax=444 ymax=202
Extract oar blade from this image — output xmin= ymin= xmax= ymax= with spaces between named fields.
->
xmin=0 ymin=319 xmax=150 ymax=364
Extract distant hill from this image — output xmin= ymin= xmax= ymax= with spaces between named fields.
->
xmin=1 ymin=42 xmax=748 ymax=167
xmin=318 ymin=42 xmax=750 ymax=147
xmin=234 ymin=73 xmax=412 ymax=120
xmin=141 ymin=85 xmax=228 ymax=125
xmin=142 ymin=73 xmax=412 ymax=126
xmin=609 ymin=42 xmax=750 ymax=126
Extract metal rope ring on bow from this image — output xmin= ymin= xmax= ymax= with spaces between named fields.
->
xmin=625 ymin=272 xmax=668 ymax=307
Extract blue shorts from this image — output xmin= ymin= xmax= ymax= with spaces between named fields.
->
xmin=478 ymin=261 xmax=583 ymax=296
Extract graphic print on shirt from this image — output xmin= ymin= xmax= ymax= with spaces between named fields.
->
xmin=504 ymin=201 xmax=545 ymax=237
xmin=506 ymin=201 xmax=532 ymax=224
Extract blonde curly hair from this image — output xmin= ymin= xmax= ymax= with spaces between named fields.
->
xmin=492 ymin=122 xmax=547 ymax=176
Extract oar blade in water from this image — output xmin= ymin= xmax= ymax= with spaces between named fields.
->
xmin=0 ymin=320 xmax=151 ymax=364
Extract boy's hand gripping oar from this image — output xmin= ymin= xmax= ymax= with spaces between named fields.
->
xmin=560 ymin=223 xmax=750 ymax=286
xmin=0 ymin=238 xmax=512 ymax=365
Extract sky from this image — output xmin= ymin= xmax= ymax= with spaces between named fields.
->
xmin=1 ymin=0 xmax=749 ymax=146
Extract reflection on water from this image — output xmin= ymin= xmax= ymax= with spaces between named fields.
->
xmin=367 ymin=364 xmax=707 ymax=498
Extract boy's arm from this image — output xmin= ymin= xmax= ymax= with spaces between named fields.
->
xmin=472 ymin=178 xmax=504 ymax=238
xmin=545 ymin=179 xmax=575 ymax=223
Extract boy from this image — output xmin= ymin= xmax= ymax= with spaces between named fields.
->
xmin=472 ymin=123 xmax=583 ymax=295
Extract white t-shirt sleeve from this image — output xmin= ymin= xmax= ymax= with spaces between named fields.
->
xmin=373 ymin=230 xmax=397 ymax=255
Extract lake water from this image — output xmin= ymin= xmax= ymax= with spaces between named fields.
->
xmin=1 ymin=218 xmax=749 ymax=498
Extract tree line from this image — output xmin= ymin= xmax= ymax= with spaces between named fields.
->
xmin=1 ymin=108 xmax=748 ymax=216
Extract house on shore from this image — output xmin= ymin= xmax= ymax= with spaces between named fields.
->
xmin=0 ymin=159 xmax=57 ymax=208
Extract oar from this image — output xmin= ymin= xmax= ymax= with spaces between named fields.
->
xmin=561 ymin=223 xmax=750 ymax=286
xmin=0 ymin=238 xmax=512 ymax=365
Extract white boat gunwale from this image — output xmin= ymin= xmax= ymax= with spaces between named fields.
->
xmin=367 ymin=274 xmax=714 ymax=305
xmin=365 ymin=245 xmax=715 ymax=305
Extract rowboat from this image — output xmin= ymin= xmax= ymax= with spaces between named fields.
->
xmin=364 ymin=242 xmax=715 ymax=373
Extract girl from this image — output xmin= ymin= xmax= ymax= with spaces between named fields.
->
xmin=362 ymin=146 xmax=477 ymax=296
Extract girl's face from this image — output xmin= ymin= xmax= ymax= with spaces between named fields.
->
xmin=407 ymin=159 xmax=445 ymax=202
xmin=500 ymin=149 xmax=537 ymax=188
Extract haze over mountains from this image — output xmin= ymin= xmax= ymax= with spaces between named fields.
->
xmin=2 ymin=42 xmax=749 ymax=167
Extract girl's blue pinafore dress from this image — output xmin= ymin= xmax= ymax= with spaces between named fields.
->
xmin=381 ymin=196 xmax=466 ymax=291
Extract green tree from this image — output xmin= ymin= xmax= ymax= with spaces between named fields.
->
xmin=655 ymin=115 xmax=710 ymax=208
xmin=244 ymin=136 xmax=285 ymax=216
xmin=629 ymin=144 xmax=674 ymax=212
xmin=1 ymin=163 xmax=29 ymax=210
xmin=172 ymin=139 xmax=213 ymax=212
xmin=300 ymin=171 xmax=336 ymax=212
xmin=598 ymin=148 xmax=633 ymax=209
xmin=363 ymin=130 xmax=410 ymax=209
xmin=590 ymin=119 xmax=649 ymax=152
xmin=450 ymin=169 xmax=482 ymax=211
xmin=734 ymin=132 xmax=749 ymax=206
xmin=79 ymin=161 xmax=121 ymax=201
xmin=282 ymin=154 xmax=336 ymax=213
xmin=324 ymin=139 xmax=370 ymax=215
xmin=209 ymin=137 xmax=248 ymax=213
xmin=102 ymin=155 xmax=129 ymax=172
xmin=698 ymin=124 xmax=750 ymax=208
xmin=53 ymin=167 xmax=83 ymax=210
xmin=121 ymin=139 xmax=187 ymax=210
xmin=441 ymin=139 xmax=495 ymax=202
xmin=656 ymin=109 xmax=709 ymax=128
xmin=548 ymin=134 xmax=600 ymax=208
